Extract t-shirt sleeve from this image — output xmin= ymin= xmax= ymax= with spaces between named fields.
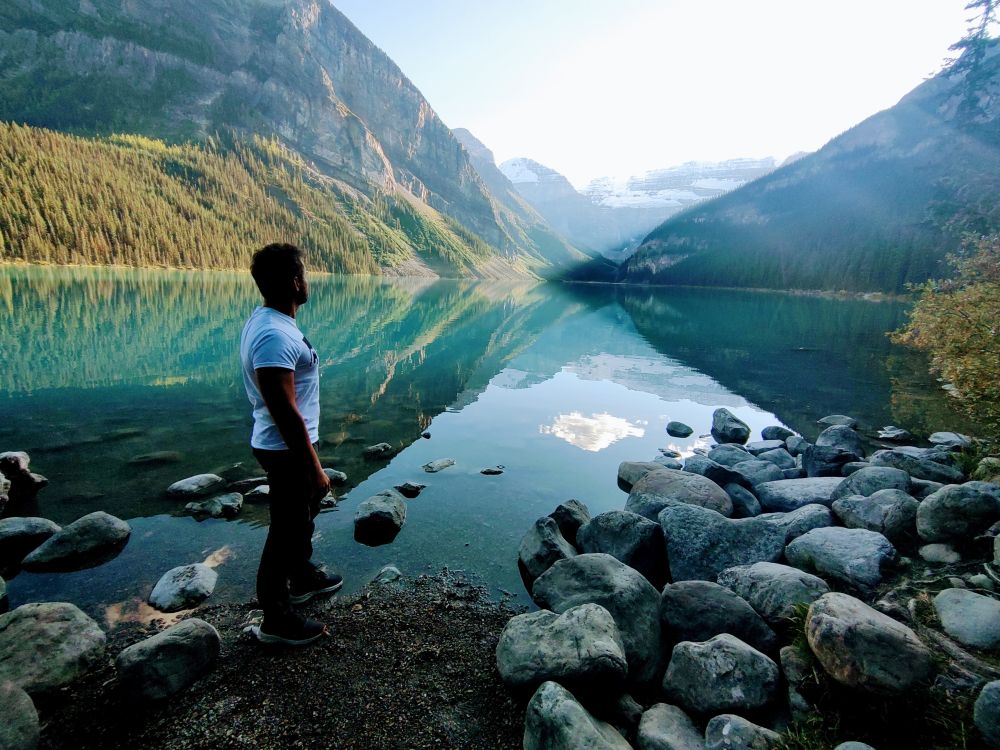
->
xmin=250 ymin=329 xmax=299 ymax=371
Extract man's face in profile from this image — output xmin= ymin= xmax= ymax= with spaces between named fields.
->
xmin=294 ymin=266 xmax=309 ymax=305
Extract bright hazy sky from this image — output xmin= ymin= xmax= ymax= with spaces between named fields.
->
xmin=333 ymin=1 xmax=973 ymax=188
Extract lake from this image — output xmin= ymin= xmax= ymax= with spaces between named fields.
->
xmin=0 ymin=266 xmax=971 ymax=627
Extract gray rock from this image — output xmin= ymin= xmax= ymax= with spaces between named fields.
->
xmin=148 ymin=564 xmax=218 ymax=612
xmin=523 ymin=681 xmax=632 ymax=750
xmin=831 ymin=466 xmax=911 ymax=500
xmin=785 ymin=435 xmax=810 ymax=456
xmin=930 ymin=432 xmax=973 ymax=450
xmin=841 ymin=462 xmax=871 ymax=476
xmin=496 ymin=603 xmax=628 ymax=692
xmin=934 ymin=588 xmax=1000 ymax=651
xmin=712 ymin=408 xmax=751 ymax=445
xmin=115 ymin=618 xmax=221 ymax=702
xmin=0 ymin=517 xmax=61 ymax=564
xmin=578 ymin=511 xmax=666 ymax=588
xmin=244 ymin=485 xmax=269 ymax=501
xmin=911 ymin=478 xmax=944 ymax=500
xmin=780 ymin=645 xmax=816 ymax=715
xmin=762 ymin=426 xmax=795 ymax=442
xmin=659 ymin=504 xmax=785 ymax=582
xmin=533 ymin=554 xmax=663 ymax=689
xmin=919 ymin=543 xmax=961 ymax=564
xmin=782 ymin=467 xmax=806 ymax=480
xmin=806 ymin=592 xmax=934 ymax=693
xmin=667 ymin=422 xmax=694 ymax=438
xmin=227 ymin=476 xmax=267 ymax=493
xmin=129 ymin=451 xmax=183 ymax=465
xmin=660 ymin=580 xmax=777 ymax=653
xmin=758 ymin=448 xmax=796 ymax=470
xmin=755 ymin=477 xmax=843 ymax=512
xmin=637 ymin=703 xmax=703 ymax=750
xmin=0 ymin=452 xmax=47 ymax=502
xmin=869 ymin=449 xmax=965 ymax=483
xmin=725 ymin=484 xmax=762 ymax=519
xmin=363 ymin=442 xmax=396 ymax=459
xmin=21 ymin=511 xmax=130 ymax=572
xmin=833 ymin=743 xmax=876 ymax=750
xmin=0 ymin=602 xmax=106 ymax=694
xmin=804 ymin=444 xmax=858 ymax=477
xmin=718 ymin=562 xmax=831 ymax=626
xmin=0 ymin=682 xmax=38 ymax=750
xmin=705 ymin=714 xmax=781 ymax=750
xmin=745 ymin=440 xmax=786 ymax=456
xmin=519 ymin=517 xmax=577 ymax=585
xmin=758 ymin=504 xmax=835 ymax=544
xmin=626 ymin=469 xmax=733 ymax=520
xmin=165 ymin=473 xmax=225 ymax=498
xmin=184 ymin=492 xmax=243 ymax=519
xmin=353 ymin=489 xmax=407 ymax=546
xmin=601 ymin=693 xmax=644 ymax=745
xmin=323 ymin=468 xmax=348 ymax=486
xmin=684 ymin=455 xmax=753 ymax=491
xmin=709 ymin=444 xmax=756 ymax=468
xmin=422 ymin=458 xmax=455 ymax=473
xmin=731 ymin=459 xmax=785 ymax=487
xmin=818 ymin=414 xmax=858 ymax=427
xmin=877 ymin=425 xmax=912 ymax=442
xmin=786 ymin=527 xmax=896 ymax=595
xmin=549 ymin=500 xmax=591 ymax=547
xmin=917 ymin=482 xmax=1000 ymax=542
xmin=663 ymin=634 xmax=780 ymax=714
xmin=619 ymin=461 xmax=669 ymax=492
xmin=974 ymin=680 xmax=1000 ymax=749
xmin=0 ymin=471 xmax=8 ymax=511
xmin=393 ymin=481 xmax=425 ymax=498
xmin=655 ymin=456 xmax=685 ymax=471
xmin=372 ymin=565 xmax=403 ymax=584
xmin=832 ymin=490 xmax=918 ymax=544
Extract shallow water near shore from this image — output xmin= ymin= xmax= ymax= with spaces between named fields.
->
xmin=0 ymin=266 xmax=972 ymax=625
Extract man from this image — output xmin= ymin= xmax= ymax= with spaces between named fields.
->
xmin=240 ymin=242 xmax=342 ymax=645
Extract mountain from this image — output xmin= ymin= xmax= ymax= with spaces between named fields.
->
xmin=622 ymin=50 xmax=1000 ymax=293
xmin=0 ymin=0 xmax=587 ymax=277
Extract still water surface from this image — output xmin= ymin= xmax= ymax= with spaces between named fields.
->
xmin=0 ymin=267 xmax=970 ymax=625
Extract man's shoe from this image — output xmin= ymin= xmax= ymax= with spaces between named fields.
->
xmin=289 ymin=568 xmax=343 ymax=604
xmin=252 ymin=614 xmax=327 ymax=646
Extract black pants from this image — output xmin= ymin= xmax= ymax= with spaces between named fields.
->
xmin=253 ymin=447 xmax=321 ymax=618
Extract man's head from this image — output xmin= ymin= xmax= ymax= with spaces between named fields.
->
xmin=251 ymin=243 xmax=308 ymax=306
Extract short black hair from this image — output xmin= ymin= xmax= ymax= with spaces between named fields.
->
xmin=250 ymin=243 xmax=304 ymax=301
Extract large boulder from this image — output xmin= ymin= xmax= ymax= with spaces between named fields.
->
xmin=806 ymin=592 xmax=934 ymax=693
xmin=785 ymin=528 xmax=896 ymax=595
xmin=533 ymin=554 xmax=663 ymax=689
xmin=577 ymin=511 xmax=666 ymax=588
xmin=718 ymin=562 xmax=830 ymax=627
xmin=626 ymin=469 xmax=733 ymax=520
xmin=0 ymin=517 xmax=61 ymax=564
xmin=0 ymin=602 xmax=106 ymax=694
xmin=166 ymin=473 xmax=226 ymax=498
xmin=712 ymin=408 xmax=751 ymax=445
xmin=0 ymin=682 xmax=38 ymax=750
xmin=816 ymin=425 xmax=864 ymax=457
xmin=549 ymin=500 xmax=591 ymax=547
xmin=831 ymin=466 xmax=911 ymax=501
xmin=933 ymin=588 xmax=1000 ymax=651
xmin=757 ymin=448 xmax=796 ymax=470
xmin=663 ymin=634 xmax=780 ymax=714
xmin=684 ymin=455 xmax=752 ymax=491
xmin=708 ymin=444 xmax=755 ymax=468
xmin=975 ymin=680 xmax=1000 ymax=750
xmin=730 ymin=460 xmax=785 ymax=488
xmin=704 ymin=714 xmax=782 ymax=750
xmin=21 ymin=511 xmax=130 ymax=572
xmin=149 ymin=564 xmax=218 ymax=612
xmin=832 ymin=490 xmax=919 ymax=544
xmin=762 ymin=426 xmax=795 ymax=442
xmin=758 ymin=504 xmax=835 ymax=544
xmin=115 ymin=618 xmax=221 ymax=702
xmin=803 ymin=444 xmax=858 ymax=477
xmin=754 ymin=478 xmax=842 ymax=512
xmin=785 ymin=436 xmax=810 ymax=456
xmin=869 ymin=449 xmax=964 ymax=484
xmin=917 ymin=482 xmax=1000 ymax=542
xmin=660 ymin=580 xmax=776 ymax=654
xmin=518 ymin=517 xmax=577 ymax=586
xmin=523 ymin=681 xmax=632 ymax=750
xmin=619 ymin=462 xmax=667 ymax=492
xmin=353 ymin=489 xmax=407 ymax=546
xmin=659 ymin=504 xmax=785 ymax=582
xmin=636 ymin=703 xmax=703 ymax=750
xmin=496 ymin=603 xmax=628 ymax=693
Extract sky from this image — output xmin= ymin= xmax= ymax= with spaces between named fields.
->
xmin=333 ymin=1 xmax=974 ymax=188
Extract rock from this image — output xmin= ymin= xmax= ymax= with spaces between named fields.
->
xmin=974 ymin=680 xmax=1000 ymax=749
xmin=969 ymin=573 xmax=996 ymax=591
xmin=601 ymin=693 xmax=644 ymax=744
xmin=0 ymin=576 xmax=6 ymax=614
xmin=911 ymin=478 xmax=944 ymax=499
xmin=806 ymin=592 xmax=934 ymax=693
xmin=667 ymin=421 xmax=693 ymax=438
xmin=148 ymin=564 xmax=218 ymax=612
xmin=731 ymin=459 xmax=785 ymax=487
xmin=780 ymin=645 xmax=816 ymax=715
xmin=930 ymin=432 xmax=973 ymax=451
xmin=758 ymin=504 xmax=835 ymax=544
xmin=786 ymin=527 xmax=896 ymax=595
xmin=917 ymin=482 xmax=1000 ymax=542
xmin=803 ymin=444 xmax=858 ymax=477
xmin=244 ymin=485 xmax=269 ymax=501
xmin=745 ymin=440 xmax=786 ymax=456
xmin=785 ymin=435 xmax=810 ymax=456
xmin=718 ymin=562 xmax=831 ymax=626
xmin=655 ymin=456 xmax=684 ymax=471
xmin=227 ymin=476 xmax=267 ymax=493
xmin=21 ymin=511 xmax=131 ymax=572
xmin=128 ymin=451 xmax=183 ymax=465
xmin=636 ymin=703 xmax=703 ymax=750
xmin=0 ymin=452 xmax=30 ymax=475
xmin=757 ymin=448 xmax=796 ymax=470
xmin=841 ymin=462 xmax=871 ymax=476
xmin=933 ymin=588 xmax=1000 ymax=651
xmin=372 ymin=565 xmax=403 ymax=584
xmin=869 ymin=449 xmax=965 ymax=483
xmin=523 ymin=681 xmax=632 ymax=750
xmin=755 ymin=478 xmax=843 ymax=512
xmin=578 ymin=511 xmax=666 ymax=588
xmin=165 ymin=473 xmax=225 ymax=498
xmin=659 ymin=504 xmax=785 ymax=582
xmin=422 ymin=458 xmax=455 ymax=473
xmin=663 ymin=634 xmax=780 ymax=714
xmin=0 ymin=517 xmax=61 ymax=564
xmin=725 ymin=484 xmax=761 ymax=519
xmin=973 ymin=457 xmax=1000 ymax=484
xmin=0 ymin=470 xmax=8 ymax=511
xmin=519 ymin=517 xmax=577 ymax=586
xmin=833 ymin=743 xmax=876 ymax=750
xmin=532 ymin=554 xmax=663 ymax=688
xmin=711 ymin=408 xmax=751 ymax=445
xmin=626 ymin=468 xmax=733 ymax=520
xmin=353 ymin=489 xmax=407 ymax=546
xmin=660 ymin=448 xmax=683 ymax=458
xmin=684 ymin=455 xmax=753 ymax=491
xmin=115 ymin=618 xmax=220 ymax=702
xmin=421 ymin=431 xmax=431 ymax=439
xmin=481 ymin=467 xmax=503 ymax=475
xmin=818 ymin=414 xmax=857 ymax=427
xmin=660 ymin=580 xmax=776 ymax=653
xmin=704 ymin=714 xmax=781 ymax=750
xmin=831 ymin=466 xmax=911 ymax=501
xmin=323 ymin=468 xmax=348 ymax=486
xmin=619 ymin=461 xmax=669 ymax=492
xmin=549 ymin=500 xmax=591 ymax=547
xmin=0 ymin=682 xmax=38 ymax=750
xmin=709 ymin=444 xmax=755 ymax=468
xmin=762 ymin=426 xmax=795 ymax=442
xmin=394 ymin=481 xmax=425 ymax=498
xmin=919 ymin=543 xmax=961 ymax=564
xmin=0 ymin=452 xmax=48 ymax=501
xmin=832 ymin=490 xmax=918 ymax=544
xmin=782 ymin=468 xmax=806 ymax=480
xmin=877 ymin=426 xmax=912 ymax=442
xmin=363 ymin=442 xmax=396 ymax=459
xmin=0 ymin=602 xmax=106 ymax=694
xmin=184 ymin=492 xmax=243 ymax=519
xmin=496 ymin=603 xmax=628 ymax=693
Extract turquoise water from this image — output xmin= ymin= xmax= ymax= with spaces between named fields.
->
xmin=0 ymin=266 xmax=969 ymax=626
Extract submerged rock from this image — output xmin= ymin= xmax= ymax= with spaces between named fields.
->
xmin=184 ymin=492 xmax=243 ymax=520
xmin=363 ymin=443 xmax=396 ymax=459
xmin=128 ymin=451 xmax=183 ymax=465
xmin=523 ymin=681 xmax=632 ymax=750
xmin=21 ymin=511 xmax=130 ymax=572
xmin=354 ymin=489 xmax=407 ymax=546
xmin=711 ymin=408 xmax=751 ymax=445
xmin=422 ymin=458 xmax=455 ymax=473
xmin=115 ymin=618 xmax=220 ymax=702
xmin=166 ymin=473 xmax=226 ymax=498
xmin=323 ymin=468 xmax=348 ymax=486
xmin=393 ymin=481 xmax=425 ymax=499
xmin=149 ymin=564 xmax=218 ymax=612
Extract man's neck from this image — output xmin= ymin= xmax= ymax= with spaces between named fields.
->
xmin=264 ymin=300 xmax=298 ymax=319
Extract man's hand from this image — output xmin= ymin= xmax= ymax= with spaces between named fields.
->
xmin=311 ymin=463 xmax=332 ymax=501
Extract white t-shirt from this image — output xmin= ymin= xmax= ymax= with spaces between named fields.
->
xmin=240 ymin=306 xmax=320 ymax=450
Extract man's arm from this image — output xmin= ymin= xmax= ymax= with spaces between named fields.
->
xmin=256 ymin=367 xmax=330 ymax=499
